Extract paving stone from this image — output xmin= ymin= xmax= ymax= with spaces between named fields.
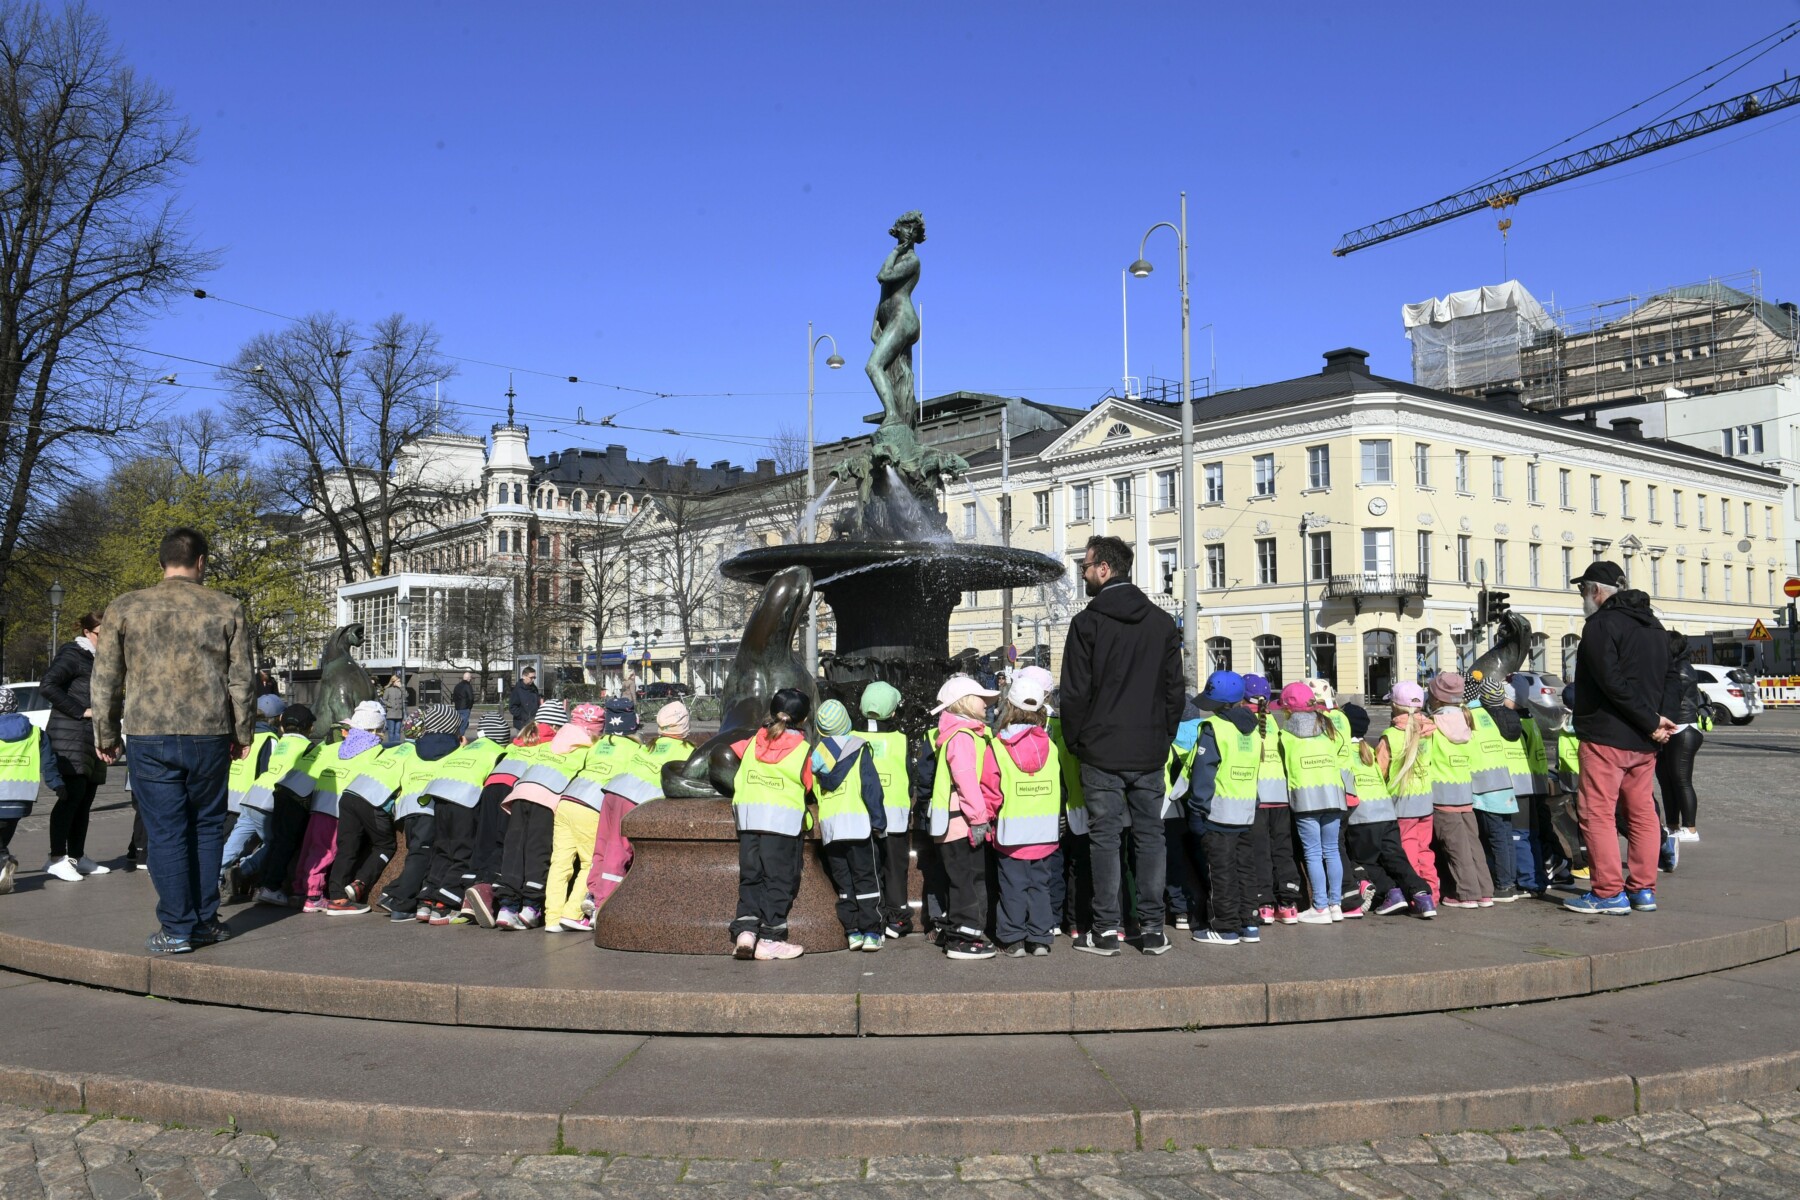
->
xmin=352 ymin=1146 xmax=439 ymax=1173
xmin=1367 ymin=1139 xmax=1439 ymax=1167
xmin=1035 ymin=1153 xmax=1120 ymax=1177
xmin=1716 ymin=1172 xmax=1798 ymax=1200
xmin=1421 ymin=1132 xmax=1506 ymax=1164
xmin=1221 ymin=1173 xmax=1333 ymax=1199
xmin=773 ymin=1158 xmax=863 ymax=1183
xmin=1709 ymin=1126 xmax=1776 ymax=1158
xmin=270 ymin=1140 xmax=366 ymax=1167
xmin=210 ymin=1181 xmax=268 ymax=1200
xmin=957 ymin=1155 xmax=1036 ymax=1181
xmin=139 ymin=1169 xmax=208 ymax=1200
xmin=0 ymin=1163 xmax=47 ymax=1200
xmin=512 ymin=1156 xmax=610 ymax=1183
xmin=78 ymin=1121 xmax=161 ymax=1150
xmin=140 ymin=1131 xmax=233 ymax=1158
xmin=1493 ymin=1129 xmax=1569 ymax=1160
xmin=1622 ymin=1111 xmax=1706 ymax=1143
xmin=1074 ymin=1177 xmax=1161 ymax=1200
xmin=597 ymin=1157 xmax=685 ymax=1183
xmin=186 ymin=1155 xmax=248 ymax=1192
xmin=972 ymin=1183 xmax=1042 ymax=1200
xmin=27 ymin=1114 xmax=92 ymax=1138
xmin=247 ymin=1160 xmax=324 ymax=1200
xmin=0 ymin=1103 xmax=44 ymax=1130
xmin=219 ymin=1135 xmax=278 ymax=1164
xmin=423 ymin=1182 xmax=483 ymax=1200
xmin=86 ymin=1166 xmax=148 ymax=1200
xmin=1205 ymin=1149 xmax=1299 ymax=1174
xmin=1563 ymin=1122 xmax=1638 ymax=1154
xmin=1318 ymin=1171 xmax=1402 ymax=1200
xmin=1114 ymin=1151 xmax=1209 ymax=1178
xmin=1746 ymin=1092 xmax=1800 ymax=1121
xmin=864 ymin=1155 xmax=959 ymax=1180
xmin=1293 ymin=1145 xmax=1379 ymax=1172
xmin=1687 ymin=1101 xmax=1760 ymax=1128
xmin=681 ymin=1159 xmax=777 ymax=1184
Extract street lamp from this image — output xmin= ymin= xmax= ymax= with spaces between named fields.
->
xmin=1129 ymin=193 xmax=1197 ymax=674
xmin=47 ymin=581 xmax=64 ymax=658
xmin=396 ymin=593 xmax=412 ymax=695
xmin=1299 ymin=516 xmax=1316 ymax=676
xmin=280 ymin=608 xmax=297 ymax=693
xmin=805 ymin=321 xmax=844 ymax=673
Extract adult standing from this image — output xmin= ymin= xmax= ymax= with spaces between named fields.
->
xmin=1564 ymin=561 xmax=1675 ymax=916
xmin=452 ymin=671 xmax=476 ymax=735
xmin=1657 ymin=631 xmax=1705 ymax=849
xmin=507 ymin=666 xmax=541 ymax=733
xmin=381 ymin=674 xmax=408 ymax=745
xmin=39 ymin=611 xmax=109 ymax=881
xmin=1058 ymin=535 xmax=1185 ymax=956
xmin=254 ymin=667 xmax=282 ymax=700
xmin=91 ymin=527 xmax=255 ymax=954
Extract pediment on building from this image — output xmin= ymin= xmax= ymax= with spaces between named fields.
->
xmin=1042 ymin=400 xmax=1181 ymax=460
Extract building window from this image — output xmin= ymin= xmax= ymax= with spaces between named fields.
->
xmin=1254 ymin=635 xmax=1283 ymax=687
xmin=513 ymin=484 xmax=523 ymax=505
xmin=1308 ymin=445 xmax=1332 ymax=489
xmin=1363 ymin=528 xmax=1394 ymax=579
xmin=1156 ymin=546 xmax=1177 ymax=595
xmin=1364 ymin=629 xmax=1398 ymax=700
xmin=1071 ymin=483 xmax=1091 ymax=522
xmin=1493 ymin=539 xmax=1508 ymax=585
xmin=1308 ymin=531 xmax=1333 ymax=581
xmin=1155 ymin=470 xmax=1176 ymax=510
xmin=497 ymin=531 xmax=508 ymax=554
xmin=1561 ymin=634 xmax=1580 ymax=679
xmin=537 ymin=578 xmax=551 ymax=604
xmin=1309 ymin=632 xmax=1338 ymax=691
xmin=1724 ymin=565 xmax=1734 ymax=602
xmin=1034 ymin=490 xmax=1050 ymax=527
xmin=1205 ymin=544 xmax=1226 ymax=590
xmin=1698 ymin=494 xmax=1710 ymax=530
xmin=572 ymin=492 xmax=583 ymax=513
xmin=1559 ymin=469 xmax=1572 ymax=509
xmin=1253 ymin=454 xmax=1276 ymax=497
xmin=1674 ymin=489 xmax=1685 ymax=526
xmin=1589 ymin=475 xmax=1602 ymax=514
xmin=1529 ymin=632 xmax=1547 ymax=672
xmin=1414 ymin=443 xmax=1431 ymax=488
xmin=1723 ymin=424 xmax=1765 ymax=456
xmin=1528 ymin=542 xmax=1541 ymax=588
xmin=1416 ymin=628 xmax=1440 ymax=676
xmin=1204 ymin=462 xmax=1224 ymax=504
xmin=1417 ymin=530 xmax=1432 ymax=580
xmin=963 ymin=504 xmax=977 ymax=538
xmin=1454 ymin=450 xmax=1470 ymax=494
xmin=1647 ymin=485 xmax=1659 ymax=522
xmin=1766 ymin=506 xmax=1776 ymax=539
xmin=1491 ymin=457 xmax=1506 ymax=499
xmin=1700 ymin=562 xmax=1710 ymax=599
xmin=1649 ymin=556 xmax=1661 ymax=596
xmin=1453 ymin=630 xmax=1476 ymax=674
xmin=1256 ymin=538 xmax=1278 ymax=584
xmin=1113 ymin=476 xmax=1133 ymax=518
xmin=1206 ymin=637 xmax=1233 ymax=673
xmin=537 ymin=535 xmax=551 ymax=558
xmin=1676 ymin=560 xmax=1687 ymax=597
xmin=965 ymin=590 xmax=980 ymax=608
xmin=1526 ymin=462 xmax=1540 ymax=504
xmin=1618 ymin=481 xmax=1631 ymax=519
xmin=1456 ymin=535 xmax=1471 ymax=583
xmin=570 ymin=577 xmax=583 ymax=604
xmin=1745 ymin=501 xmax=1754 ymax=537
xmin=1360 ymin=439 xmax=1392 ymax=485
xmin=1721 ymin=498 xmax=1731 ymax=535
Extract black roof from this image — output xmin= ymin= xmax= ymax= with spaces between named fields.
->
xmin=528 ymin=444 xmax=773 ymax=494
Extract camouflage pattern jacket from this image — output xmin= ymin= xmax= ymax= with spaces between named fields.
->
xmin=90 ymin=577 xmax=255 ymax=748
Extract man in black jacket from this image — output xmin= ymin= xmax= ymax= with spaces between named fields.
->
xmin=1565 ymin=561 xmax=1675 ymax=917
xmin=506 ymin=667 xmax=541 ymax=734
xmin=1058 ymin=535 xmax=1186 ymax=956
xmin=452 ymin=672 xmax=476 ymax=735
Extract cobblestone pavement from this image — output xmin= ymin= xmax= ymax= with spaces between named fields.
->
xmin=5 ymin=1091 xmax=1800 ymax=1199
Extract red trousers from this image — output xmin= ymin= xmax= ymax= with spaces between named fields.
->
xmin=1576 ymin=742 xmax=1660 ymax=898
xmin=1398 ymin=816 xmax=1438 ymax=901
xmin=585 ymin=793 xmax=639 ymax=909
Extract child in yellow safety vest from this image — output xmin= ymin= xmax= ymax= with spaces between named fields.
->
xmin=1180 ymin=671 xmax=1261 ymax=946
xmin=992 ymin=673 xmax=1060 ymax=956
xmin=492 ymin=699 xmax=578 ymax=930
xmin=380 ymin=703 xmax=477 ymax=923
xmin=1421 ymin=672 xmax=1496 ymax=908
xmin=1341 ymin=702 xmax=1436 ymax=919
xmin=1376 ymin=682 xmax=1439 ymax=906
xmin=0 ymin=685 xmax=66 ymax=895
xmin=248 ymin=703 xmax=322 ymax=908
xmin=811 ymin=699 xmax=887 ymax=951
xmin=540 ymin=702 xmax=609 ymax=933
xmin=1276 ymin=681 xmax=1349 ymax=924
xmin=578 ymin=699 xmax=677 ymax=922
xmin=856 ymin=682 xmax=915 ymax=941
xmin=929 ymin=674 xmax=1003 ymax=961
xmin=414 ymin=710 xmax=506 ymax=924
xmin=1468 ymin=672 xmax=1529 ymax=903
xmin=1243 ymin=674 xmax=1304 ymax=924
xmin=728 ymin=688 xmax=815 ymax=961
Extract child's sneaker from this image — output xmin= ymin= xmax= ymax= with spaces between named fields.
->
xmin=860 ymin=930 xmax=883 ymax=952
xmin=1340 ymin=904 xmax=1363 ymax=919
xmin=465 ymin=884 xmax=497 ymax=929
xmin=253 ymin=887 xmax=289 ymax=907
xmin=1563 ymin=890 xmax=1631 ymax=916
xmin=448 ymin=911 xmax=474 ymax=925
xmin=560 ymin=916 xmax=593 ymax=932
xmin=415 ymin=904 xmax=433 ymax=922
xmin=429 ymin=906 xmax=456 ymax=926
xmin=1005 ymin=941 xmax=1030 ymax=958
xmin=1327 ymin=904 xmax=1345 ymax=922
xmin=1173 ymin=914 xmax=1190 ymax=930
xmin=1660 ymin=834 xmax=1679 ymax=873
xmin=754 ymin=938 xmax=804 ymax=961
xmin=518 ymin=906 xmax=544 ymax=929
xmin=1191 ymin=929 xmax=1239 ymax=946
xmin=1028 ymin=941 xmax=1051 ymax=956
xmin=0 ymin=852 xmax=14 ymax=895
xmin=344 ymin=880 xmax=366 ymax=906
xmin=1412 ymin=892 xmax=1437 ymax=919
xmin=495 ymin=907 xmax=521 ymax=930
xmin=1476 ymin=897 xmax=1496 ymax=908
xmin=1072 ymin=929 xmax=1122 ymax=956
xmin=1295 ymin=907 xmax=1333 ymax=925
xmin=945 ymin=936 xmax=996 ymax=960
xmin=1275 ymin=905 xmax=1300 ymax=925
xmin=1238 ymin=924 xmax=1260 ymax=943
xmin=732 ymin=930 xmax=757 ymax=959
xmin=846 ymin=932 xmax=867 ymax=951
xmin=302 ymin=895 xmax=328 ymax=913
xmin=1490 ymin=888 xmax=1522 ymax=903
xmin=373 ymin=893 xmax=394 ymax=914
xmin=44 ymin=856 xmax=82 ymax=883
xmin=580 ymin=893 xmax=597 ymax=920
xmin=1257 ymin=905 xmax=1276 ymax=924
xmin=1375 ymin=888 xmax=1409 ymax=915
xmin=1628 ymin=888 xmax=1657 ymax=912
xmin=323 ymin=897 xmax=368 ymax=916
xmin=388 ymin=907 xmax=414 ymax=923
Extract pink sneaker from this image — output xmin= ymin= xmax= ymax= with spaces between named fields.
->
xmin=753 ymin=938 xmax=804 ymax=961
xmin=1276 ymin=905 xmax=1300 ymax=925
xmin=558 ymin=916 xmax=593 ymax=932
xmin=732 ymin=930 xmax=756 ymax=959
xmin=1257 ymin=906 xmax=1276 ymax=924
xmin=1476 ymin=897 xmax=1495 ymax=908
xmin=302 ymin=895 xmax=327 ymax=913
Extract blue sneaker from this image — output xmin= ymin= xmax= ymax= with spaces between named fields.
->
xmin=1563 ymin=891 xmax=1631 ymax=915
xmin=1629 ymin=889 xmax=1657 ymax=912
xmin=1238 ymin=924 xmax=1260 ymax=943
xmin=1190 ymin=929 xmax=1239 ymax=946
xmin=1660 ymin=835 xmax=1678 ymax=873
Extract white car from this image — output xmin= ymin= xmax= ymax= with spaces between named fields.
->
xmin=0 ymin=682 xmax=51 ymax=732
xmin=1507 ymin=670 xmax=1566 ymax=709
xmin=1691 ymin=663 xmax=1763 ymax=726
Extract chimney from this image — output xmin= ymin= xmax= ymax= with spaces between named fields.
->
xmin=1582 ymin=411 xmax=1599 ymax=426
xmin=756 ymin=458 xmax=776 ymax=477
xmin=1321 ymin=347 xmax=1371 ymax=375
xmin=711 ymin=459 xmax=731 ymax=471
xmin=1610 ymin=416 xmax=1644 ymax=439
xmin=1482 ymin=384 xmax=1525 ymax=410
xmin=606 ymin=444 xmax=628 ymax=463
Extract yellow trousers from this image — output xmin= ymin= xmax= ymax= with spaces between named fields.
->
xmin=545 ymin=800 xmax=600 ymax=927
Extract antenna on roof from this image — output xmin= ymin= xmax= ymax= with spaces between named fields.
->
xmin=504 ymin=374 xmax=517 ymax=426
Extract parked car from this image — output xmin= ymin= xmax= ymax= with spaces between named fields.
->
xmin=0 ymin=682 xmax=51 ymax=732
xmin=639 ymin=682 xmax=692 ymax=701
xmin=1506 ymin=670 xmax=1565 ymax=710
xmin=1692 ymin=663 xmax=1763 ymax=725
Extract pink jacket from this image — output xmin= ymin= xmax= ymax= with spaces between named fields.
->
xmin=994 ymin=723 xmax=1057 ymax=860
xmin=506 ymin=730 xmax=594 ymax=813
xmin=937 ymin=710 xmax=1001 ymax=844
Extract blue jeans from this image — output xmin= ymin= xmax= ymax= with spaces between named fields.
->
xmin=1294 ymin=811 xmax=1345 ymax=911
xmin=222 ymin=806 xmax=267 ymax=869
xmin=456 ymin=709 xmax=471 ymax=736
xmin=128 ymin=735 xmax=232 ymax=941
xmin=385 ymin=718 xmax=404 ymax=745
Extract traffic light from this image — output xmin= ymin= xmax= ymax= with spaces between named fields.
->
xmin=1488 ymin=590 xmax=1511 ymax=624
xmin=1476 ymin=589 xmax=1489 ymax=627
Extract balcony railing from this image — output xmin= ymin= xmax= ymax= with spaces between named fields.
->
xmin=1321 ymin=572 xmax=1430 ymax=613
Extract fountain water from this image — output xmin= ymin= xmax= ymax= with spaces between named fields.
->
xmin=795 ymin=477 xmax=838 ymax=543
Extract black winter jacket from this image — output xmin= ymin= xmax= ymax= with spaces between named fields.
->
xmin=507 ymin=681 xmax=541 ymax=731
xmin=452 ymin=680 xmax=475 ymax=710
xmin=1573 ymin=589 xmax=1669 ymax=753
xmin=1057 ymin=580 xmax=1185 ymax=772
xmin=1660 ymin=655 xmax=1705 ymax=726
xmin=38 ymin=639 xmax=97 ymax=773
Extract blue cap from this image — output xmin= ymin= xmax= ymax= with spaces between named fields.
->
xmin=255 ymin=693 xmax=287 ymax=719
xmin=1561 ymin=683 xmax=1578 ymax=709
xmin=1201 ymin=670 xmax=1246 ymax=706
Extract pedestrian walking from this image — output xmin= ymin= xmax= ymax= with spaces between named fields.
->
xmin=1057 ymin=535 xmax=1185 ymax=957
xmin=90 ymin=527 xmax=256 ymax=954
xmin=1657 ymin=631 xmax=1705 ymax=852
xmin=38 ymin=611 xmax=109 ymax=881
xmin=382 ymin=675 xmax=408 ymax=746
xmin=1564 ymin=561 xmax=1675 ymax=916
xmin=452 ymin=671 xmax=476 ymax=735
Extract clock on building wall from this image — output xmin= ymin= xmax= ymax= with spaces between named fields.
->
xmin=1367 ymin=496 xmax=1388 ymax=516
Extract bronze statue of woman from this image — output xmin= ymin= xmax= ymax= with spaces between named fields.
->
xmin=866 ymin=211 xmax=925 ymax=428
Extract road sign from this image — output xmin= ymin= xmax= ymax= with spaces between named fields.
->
xmin=1786 ymin=577 xmax=1800 ymax=599
xmin=1749 ymin=618 xmax=1773 ymax=641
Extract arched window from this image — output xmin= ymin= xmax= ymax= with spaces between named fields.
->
xmin=1308 ymin=632 xmax=1338 ymax=692
xmin=1530 ymin=632 xmax=1548 ymax=673
xmin=1415 ymin=628 xmax=1440 ymax=679
xmin=1206 ymin=636 xmax=1232 ymax=674
xmin=1453 ymin=630 xmax=1476 ymax=673
xmin=1363 ymin=628 xmax=1397 ymax=700
xmin=495 ymin=483 xmax=506 ymax=505
xmin=1561 ymin=634 xmax=1581 ymax=679
xmin=1253 ymin=634 xmax=1282 ymax=688
xmin=512 ymin=483 xmax=523 ymax=505
xmin=571 ymin=492 xmax=583 ymax=513
xmin=617 ymin=493 xmax=633 ymax=512
xmin=1104 ymin=421 xmax=1132 ymax=440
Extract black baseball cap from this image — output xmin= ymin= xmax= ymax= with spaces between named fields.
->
xmin=1570 ymin=560 xmax=1627 ymax=589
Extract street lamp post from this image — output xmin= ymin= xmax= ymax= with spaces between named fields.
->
xmin=280 ymin=608 xmax=297 ymax=694
xmin=805 ymin=321 xmax=845 ymax=673
xmin=396 ymin=592 xmax=412 ymax=698
xmin=47 ymin=581 xmax=64 ymax=661
xmin=1129 ymin=193 xmax=1197 ymax=675
xmin=1299 ymin=516 xmax=1315 ymax=677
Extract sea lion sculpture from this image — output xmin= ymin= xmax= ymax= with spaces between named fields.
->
xmin=661 ymin=566 xmax=818 ymax=798
xmin=314 ymin=623 xmax=377 ymax=733
xmin=1463 ymin=611 xmax=1534 ymax=704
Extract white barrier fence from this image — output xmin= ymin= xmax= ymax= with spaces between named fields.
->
xmin=1754 ymin=677 xmax=1800 ymax=707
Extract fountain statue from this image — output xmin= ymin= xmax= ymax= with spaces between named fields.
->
xmin=594 ymin=213 xmax=1064 ymax=953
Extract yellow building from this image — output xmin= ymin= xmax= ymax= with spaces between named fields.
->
xmin=950 ymin=348 xmax=1791 ymax=698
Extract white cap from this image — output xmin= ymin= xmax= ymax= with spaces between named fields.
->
xmin=1015 ymin=665 xmax=1055 ymax=693
xmin=343 ymin=700 xmax=385 ymax=732
xmin=931 ymin=674 xmax=999 ymax=714
xmin=1007 ymin=673 xmax=1050 ymax=712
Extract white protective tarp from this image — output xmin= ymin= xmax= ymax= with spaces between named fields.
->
xmin=1403 ymin=280 xmax=1554 ymax=392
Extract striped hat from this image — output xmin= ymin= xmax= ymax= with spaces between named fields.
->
xmin=0 ymin=686 xmax=14 ymax=714
xmin=419 ymin=704 xmax=460 ymax=734
xmin=535 ymin=699 xmax=569 ymax=730
xmin=476 ymin=711 xmax=512 ymax=742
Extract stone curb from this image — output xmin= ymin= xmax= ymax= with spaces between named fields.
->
xmin=5 ymin=1052 xmax=1799 ymax=1156
xmin=1 ymin=925 xmax=1793 ymax=1038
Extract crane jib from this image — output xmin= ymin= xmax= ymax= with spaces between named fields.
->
xmin=1334 ymin=75 xmax=1800 ymax=256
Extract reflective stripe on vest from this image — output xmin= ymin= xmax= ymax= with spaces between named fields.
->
xmin=247 ymin=734 xmax=312 ymax=812
xmin=1519 ymin=718 xmax=1552 ymax=795
xmin=994 ymin=737 xmax=1061 ymax=847
xmin=929 ymin=728 xmax=992 ymax=838
xmin=227 ymin=731 xmax=275 ymax=813
xmin=1382 ymin=726 xmax=1435 ymax=819
xmin=338 ymin=744 xmax=404 ymax=808
xmin=1202 ymin=715 xmax=1259 ymax=827
xmin=1427 ymin=730 xmax=1475 ymax=807
xmin=1555 ymin=730 xmax=1580 ymax=792
xmin=1162 ymin=739 xmax=1198 ymax=817
xmin=815 ymin=736 xmax=873 ymax=843
xmin=1346 ymin=748 xmax=1397 ymax=825
xmin=1255 ymin=723 xmax=1289 ymax=806
xmin=1047 ymin=718 xmax=1086 ymax=835
xmin=1282 ymin=731 xmax=1347 ymax=812
xmin=731 ymin=736 xmax=808 ymax=835
xmin=1467 ymin=708 xmax=1515 ymax=794
xmin=566 ymin=735 xmax=659 ymax=808
xmin=416 ymin=741 xmax=502 ymax=809
xmin=518 ymin=743 xmax=586 ymax=796
xmin=861 ymin=730 xmax=911 ymax=833
xmin=301 ymin=743 xmax=339 ymax=815
xmin=0 ymin=726 xmax=43 ymax=802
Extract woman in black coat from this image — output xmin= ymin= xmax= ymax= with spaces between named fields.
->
xmin=38 ymin=610 xmax=107 ymax=880
xmin=1656 ymin=630 xmax=1706 ymax=845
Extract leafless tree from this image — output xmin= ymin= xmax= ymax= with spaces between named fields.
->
xmin=764 ymin=422 xmax=815 ymax=542
xmin=222 ymin=311 xmax=460 ymax=584
xmin=565 ymin=506 xmax=630 ymax=676
xmin=140 ymin=406 xmax=249 ymax=479
xmin=0 ymin=2 xmax=216 ymax=655
xmin=433 ymin=582 xmax=513 ymax=701
xmin=624 ymin=485 xmax=736 ymax=690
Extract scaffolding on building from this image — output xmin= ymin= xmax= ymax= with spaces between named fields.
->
xmin=1403 ymin=281 xmax=1555 ymax=395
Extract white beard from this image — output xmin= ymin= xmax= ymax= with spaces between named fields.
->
xmin=1581 ymin=594 xmax=1600 ymax=617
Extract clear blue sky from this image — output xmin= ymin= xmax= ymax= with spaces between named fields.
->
xmin=94 ymin=1 xmax=1800 ymax=467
